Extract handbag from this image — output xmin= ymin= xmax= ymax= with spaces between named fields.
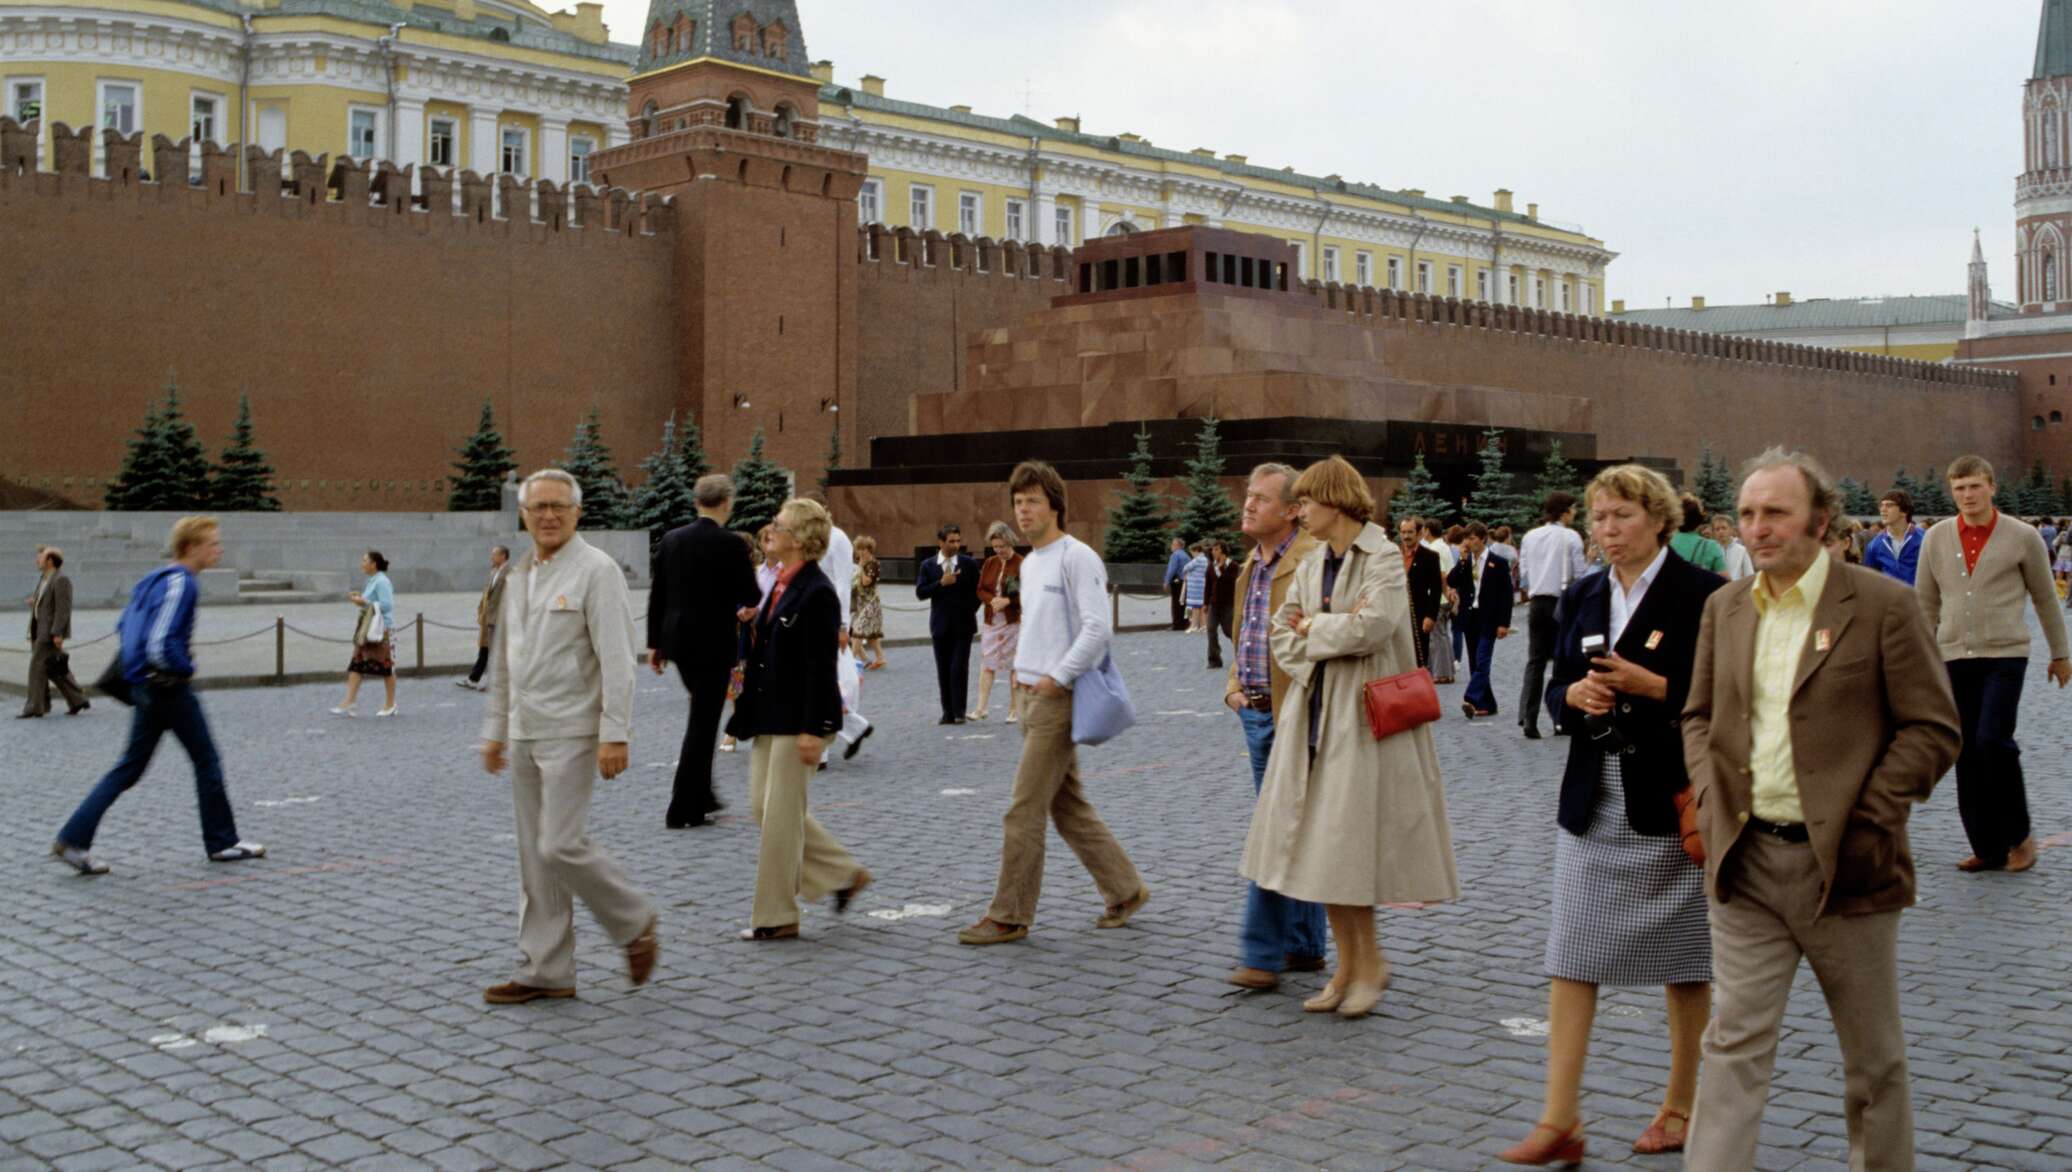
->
xmin=1363 ymin=667 xmax=1441 ymax=740
xmin=354 ymin=604 xmax=387 ymax=646
xmin=93 ymin=652 xmax=135 ymax=707
xmin=1059 ymin=545 xmax=1136 ymax=746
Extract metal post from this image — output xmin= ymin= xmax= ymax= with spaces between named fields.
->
xmin=415 ymin=612 xmax=424 ymax=675
xmin=1111 ymin=583 xmax=1119 ymax=631
xmin=275 ymin=616 xmax=284 ymax=685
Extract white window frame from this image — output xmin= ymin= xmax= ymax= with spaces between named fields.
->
xmin=95 ymin=79 xmax=140 ymax=177
xmin=857 ymin=177 xmax=882 ymax=224
xmin=1416 ymin=260 xmax=1432 ymax=294
xmin=568 ymin=135 xmax=594 ymax=185
xmin=1581 ymin=281 xmax=1595 ymax=315
xmin=1355 ymin=251 xmax=1372 ymax=287
xmin=1321 ymin=246 xmax=1339 ymax=283
xmin=1533 ymin=276 xmax=1546 ymax=307
xmin=1386 ymin=256 xmax=1401 ymax=290
xmin=1004 ymin=197 xmax=1026 ymax=242
xmin=188 ymin=90 xmax=222 ymax=182
xmin=909 ymin=183 xmax=933 ymax=230
xmin=427 ymin=116 xmax=456 ymax=168
xmin=498 ymin=125 xmax=527 ymax=176
xmin=6 ymin=76 xmax=47 ymax=166
xmin=1053 ymin=205 xmax=1073 ymax=246
xmin=1508 ymin=274 xmax=1520 ymax=304
xmin=1477 ymin=270 xmax=1491 ymax=302
xmin=347 ymin=104 xmax=382 ymax=161
xmin=1557 ymin=280 xmax=1570 ymax=312
xmin=1447 ymin=266 xmax=1462 ymax=298
xmin=958 ymin=190 xmax=981 ymax=237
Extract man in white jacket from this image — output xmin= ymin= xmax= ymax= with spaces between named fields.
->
xmin=818 ymin=508 xmax=873 ymax=766
xmin=480 ymin=469 xmax=658 ymax=1003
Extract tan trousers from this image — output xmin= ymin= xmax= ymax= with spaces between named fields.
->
xmin=1686 ymin=831 xmax=1912 ymax=1172
xmin=986 ymin=688 xmax=1142 ymax=927
xmin=748 ymin=735 xmax=859 ymax=929
xmin=510 ymin=737 xmax=654 ymax=989
xmin=24 ymin=638 xmax=88 ymax=716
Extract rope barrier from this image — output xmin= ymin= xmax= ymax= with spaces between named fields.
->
xmin=190 ymin=627 xmax=279 ymax=647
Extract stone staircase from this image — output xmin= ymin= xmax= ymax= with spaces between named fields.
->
xmin=235 ymin=576 xmax=330 ymax=605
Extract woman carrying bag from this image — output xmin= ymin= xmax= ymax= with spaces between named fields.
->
xmin=1498 ymin=464 xmax=1724 ymax=1166
xmin=332 ymin=550 xmax=398 ymax=718
xmin=1241 ymin=456 xmax=1460 ymax=1020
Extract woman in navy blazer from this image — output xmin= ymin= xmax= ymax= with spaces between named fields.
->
xmin=726 ymin=499 xmax=869 ymax=941
xmin=1501 ymin=465 xmax=1725 ymax=1166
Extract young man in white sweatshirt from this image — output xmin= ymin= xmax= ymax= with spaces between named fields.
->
xmin=959 ymin=461 xmax=1148 ymax=945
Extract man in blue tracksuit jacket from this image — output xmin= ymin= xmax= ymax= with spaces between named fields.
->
xmin=52 ymin=516 xmax=265 ymax=875
xmin=1863 ymin=489 xmax=1922 ymax=585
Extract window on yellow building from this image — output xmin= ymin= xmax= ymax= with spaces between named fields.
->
xmin=1478 ymin=271 xmax=1491 ymax=302
xmin=1386 ymin=257 xmax=1401 ymax=290
xmin=1005 ymin=199 xmax=1025 ymax=241
xmin=349 ymin=108 xmax=379 ymax=159
xmin=8 ymin=79 xmax=40 ymax=123
xmin=429 ymin=118 xmax=456 ymax=168
xmin=959 ymin=191 xmax=980 ymax=237
xmin=911 ymin=185 xmax=933 ymax=230
xmin=500 ymin=127 xmax=527 ymax=176
xmin=859 ymin=179 xmax=881 ymax=225
xmin=570 ymin=138 xmax=593 ymax=185
xmin=1416 ymin=261 xmax=1431 ymax=294
xmin=1322 ymin=247 xmax=1339 ymax=283
xmin=1054 ymin=205 xmax=1072 ymax=246
xmin=1447 ymin=266 xmax=1462 ymax=298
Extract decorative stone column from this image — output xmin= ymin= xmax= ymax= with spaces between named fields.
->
xmin=538 ymin=116 xmax=569 ymax=185
xmin=468 ymin=107 xmax=499 ymax=177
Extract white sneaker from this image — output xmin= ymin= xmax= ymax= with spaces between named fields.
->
xmin=454 ymin=679 xmax=476 ymax=690
xmin=718 ymin=739 xmax=737 ymax=753
xmin=329 ymin=705 xmax=356 ymax=718
xmin=51 ymin=843 xmax=109 ymax=875
xmin=375 ymin=706 xmax=398 ymax=718
xmin=209 ymin=842 xmax=266 ymax=863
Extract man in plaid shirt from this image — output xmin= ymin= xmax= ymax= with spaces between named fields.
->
xmin=1221 ymin=463 xmax=1326 ymax=990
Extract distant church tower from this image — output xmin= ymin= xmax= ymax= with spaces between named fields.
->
xmin=2019 ymin=0 xmax=2072 ymax=312
xmin=589 ymin=1 xmax=868 ymax=478
xmin=1970 ymin=229 xmax=1993 ymax=322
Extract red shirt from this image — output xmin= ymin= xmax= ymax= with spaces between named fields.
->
xmin=1957 ymin=509 xmax=1998 ymax=576
xmin=762 ymin=560 xmax=807 ymax=618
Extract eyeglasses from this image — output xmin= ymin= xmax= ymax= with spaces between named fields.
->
xmin=523 ymin=502 xmax=576 ymax=515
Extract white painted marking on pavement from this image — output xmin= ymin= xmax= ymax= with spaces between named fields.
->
xmin=1152 ymin=710 xmax=1199 ymax=717
xmin=150 ymin=1023 xmax=267 ymax=1050
xmin=940 ymin=788 xmax=977 ymax=796
xmin=149 ymin=1034 xmax=197 ymax=1051
xmin=1501 ymin=1017 xmax=1551 ymax=1038
xmin=866 ymin=903 xmax=953 ymax=922
xmin=955 ymin=733 xmax=994 ymax=741
xmin=253 ymin=796 xmax=323 ymax=808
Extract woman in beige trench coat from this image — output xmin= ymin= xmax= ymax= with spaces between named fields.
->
xmin=1240 ymin=456 xmax=1461 ymax=1018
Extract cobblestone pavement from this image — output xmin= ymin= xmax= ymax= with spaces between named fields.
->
xmin=3 ymin=617 xmax=2069 ymax=1170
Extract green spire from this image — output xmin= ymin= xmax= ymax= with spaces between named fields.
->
xmin=2038 ymin=0 xmax=2072 ymax=79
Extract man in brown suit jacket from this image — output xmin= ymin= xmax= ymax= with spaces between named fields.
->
xmin=459 ymin=545 xmax=509 ymax=691
xmin=22 ymin=546 xmax=89 ymax=718
xmin=1680 ymin=449 xmax=1959 ymax=1172
xmin=1221 ymin=463 xmax=1324 ymax=990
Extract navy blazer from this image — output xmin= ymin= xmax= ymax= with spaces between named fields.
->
xmin=1546 ymin=549 xmax=1724 ymax=837
xmin=915 ymin=552 xmax=982 ymax=639
xmin=725 ymin=560 xmax=843 ymax=741
xmin=648 ymin=517 xmax=761 ymax=671
xmin=1447 ymin=550 xmax=1515 ymax=632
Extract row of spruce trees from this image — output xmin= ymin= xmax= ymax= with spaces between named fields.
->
xmin=1689 ymin=449 xmax=2072 ymax=519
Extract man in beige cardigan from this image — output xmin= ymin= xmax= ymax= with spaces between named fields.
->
xmin=1917 ymin=454 xmax=2071 ymax=875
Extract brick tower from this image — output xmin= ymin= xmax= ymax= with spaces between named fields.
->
xmin=2019 ymin=0 xmax=2072 ymax=312
xmin=590 ymin=0 xmax=868 ymax=483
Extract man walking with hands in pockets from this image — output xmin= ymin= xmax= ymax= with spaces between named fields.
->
xmin=959 ymin=461 xmax=1148 ymax=945
xmin=480 ymin=469 xmax=658 ymax=1004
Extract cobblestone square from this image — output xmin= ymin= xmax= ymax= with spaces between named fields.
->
xmin=4 ymin=621 xmax=2069 ymax=1169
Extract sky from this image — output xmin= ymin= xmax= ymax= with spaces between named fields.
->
xmin=591 ymin=0 xmax=2039 ymax=311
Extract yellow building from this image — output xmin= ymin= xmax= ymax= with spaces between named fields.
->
xmin=807 ymin=68 xmax=1616 ymax=314
xmin=1607 ymin=291 xmax=2020 ymax=364
xmin=0 ymin=0 xmax=630 ymax=189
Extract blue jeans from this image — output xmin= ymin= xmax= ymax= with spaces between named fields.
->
xmin=1237 ymin=706 xmax=1327 ymax=970
xmin=1462 ymin=619 xmax=1500 ymax=715
xmin=1946 ymin=657 xmax=2029 ymax=864
xmin=58 ymin=683 xmax=240 ymax=855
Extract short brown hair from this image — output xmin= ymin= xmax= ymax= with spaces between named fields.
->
xmin=1585 ymin=464 xmax=1679 ymax=541
xmin=1009 ymin=460 xmax=1068 ymax=525
xmin=169 ymin=516 xmax=220 ymax=557
xmin=777 ymin=498 xmax=832 ymax=561
xmin=1946 ymin=454 xmax=1995 ymax=485
xmin=1291 ymin=456 xmax=1374 ymax=523
xmin=1880 ymin=489 xmax=1914 ymax=519
xmin=1741 ymin=447 xmax=1840 ymax=535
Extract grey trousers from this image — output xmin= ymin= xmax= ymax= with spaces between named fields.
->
xmin=1686 ymin=832 xmax=1912 ymax=1172
xmin=24 ymin=639 xmax=87 ymax=715
xmin=510 ymin=737 xmax=654 ymax=989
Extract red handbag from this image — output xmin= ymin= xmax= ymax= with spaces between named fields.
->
xmin=1363 ymin=668 xmax=1441 ymax=740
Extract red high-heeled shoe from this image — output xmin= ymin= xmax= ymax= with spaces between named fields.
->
xmin=1497 ymin=1120 xmax=1585 ymax=1167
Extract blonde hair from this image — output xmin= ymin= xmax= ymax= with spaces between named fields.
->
xmin=778 ymin=498 xmax=832 ymax=561
xmin=1946 ymin=454 xmax=1996 ymax=485
xmin=1585 ymin=464 xmax=1678 ymax=541
xmin=169 ymin=515 xmax=220 ymax=557
xmin=853 ymin=534 xmax=877 ymax=555
xmin=1291 ymin=455 xmax=1375 ymax=524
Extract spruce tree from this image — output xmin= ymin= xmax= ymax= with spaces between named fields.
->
xmin=728 ymin=428 xmax=793 ymax=536
xmin=209 ymin=392 xmax=281 ymax=512
xmin=1465 ymin=427 xmax=1533 ymax=531
xmin=1103 ymin=425 xmax=1173 ymax=562
xmin=1692 ymin=446 xmax=1736 ymax=517
xmin=558 ymin=406 xmax=633 ymax=530
xmin=631 ymin=414 xmax=698 ymax=550
xmin=1173 ymin=416 xmax=1242 ymax=549
xmin=818 ymin=412 xmax=842 ymax=496
xmin=677 ymin=409 xmax=711 ymax=481
xmin=1889 ymin=467 xmax=1920 ymax=506
xmin=156 ymin=379 xmax=213 ymax=510
xmin=1534 ymin=438 xmax=1586 ymax=530
xmin=449 ymin=398 xmax=518 ymax=511
xmin=2017 ymin=461 xmax=2057 ymax=514
xmin=105 ymin=399 xmax=169 ymax=511
xmin=1836 ymin=476 xmax=1878 ymax=517
xmin=2059 ymin=476 xmax=2072 ymax=514
xmin=1915 ymin=467 xmax=1954 ymax=516
xmin=1388 ymin=452 xmax=1451 ymax=528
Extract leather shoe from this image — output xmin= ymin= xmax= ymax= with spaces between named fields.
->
xmin=482 ymin=982 xmax=574 ymax=1005
xmin=1522 ymin=725 xmax=1541 ymax=740
xmin=1095 ymin=887 xmax=1149 ymax=929
xmin=1283 ymin=954 xmax=1327 ymax=973
xmin=665 ymin=816 xmax=707 ymax=830
xmin=957 ymin=918 xmax=1027 ymax=945
xmin=938 ymin=715 xmax=957 ymax=725
xmin=1226 ymin=967 xmax=1278 ymax=990
xmin=624 ymin=916 xmax=659 ymax=986
xmin=67 ymin=701 xmax=90 ymax=715
xmin=2008 ymin=837 xmax=2039 ymax=873
xmin=1956 ymin=854 xmax=2005 ymax=873
xmin=834 ymin=868 xmax=871 ymax=913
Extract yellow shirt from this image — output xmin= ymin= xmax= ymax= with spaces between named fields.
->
xmin=1747 ymin=551 xmax=1832 ymax=824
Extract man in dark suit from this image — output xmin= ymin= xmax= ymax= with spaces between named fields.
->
xmin=648 ymin=474 xmax=762 ymax=829
xmin=1205 ymin=539 xmax=1241 ymax=669
xmin=23 ymin=546 xmax=89 ymax=718
xmin=915 ymin=522 xmax=981 ymax=724
xmin=1447 ymin=521 xmax=1513 ymax=719
xmin=1680 ymin=449 xmax=1959 ymax=1171
xmin=1396 ymin=517 xmax=1444 ymax=671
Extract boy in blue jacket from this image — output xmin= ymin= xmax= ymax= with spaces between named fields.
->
xmin=51 ymin=517 xmax=265 ymax=875
xmin=1863 ymin=490 xmax=1922 ymax=585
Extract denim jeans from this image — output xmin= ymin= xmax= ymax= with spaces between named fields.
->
xmin=1463 ymin=619 xmax=1500 ymax=715
xmin=1237 ymin=706 xmax=1327 ymax=969
xmin=1946 ymin=657 xmax=2030 ymax=864
xmin=58 ymin=682 xmax=240 ymax=855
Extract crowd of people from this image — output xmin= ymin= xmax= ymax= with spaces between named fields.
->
xmin=29 ymin=442 xmax=2067 ymax=1169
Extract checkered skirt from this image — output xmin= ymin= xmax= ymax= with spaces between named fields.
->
xmin=1544 ymin=753 xmax=1712 ymax=986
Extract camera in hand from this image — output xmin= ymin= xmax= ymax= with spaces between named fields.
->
xmin=1578 ymin=633 xmax=1630 ymax=753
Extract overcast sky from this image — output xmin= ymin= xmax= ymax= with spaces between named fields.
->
xmin=595 ymin=0 xmax=2038 ymax=310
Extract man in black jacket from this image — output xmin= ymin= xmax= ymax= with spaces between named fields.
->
xmin=1448 ymin=521 xmax=1514 ymax=719
xmin=915 ymin=523 xmax=981 ymax=724
xmin=1396 ymin=517 xmax=1444 ymax=671
xmin=648 ymin=474 xmax=762 ymax=828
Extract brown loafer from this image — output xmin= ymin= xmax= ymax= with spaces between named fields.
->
xmin=625 ymin=916 xmax=659 ymax=986
xmin=1226 ymin=967 xmax=1278 ymax=990
xmin=739 ymin=924 xmax=800 ymax=942
xmin=1956 ymin=854 xmax=2004 ymax=873
xmin=956 ymin=917 xmax=1028 ymax=945
xmin=1095 ymin=887 xmax=1149 ymax=929
xmin=834 ymin=869 xmax=872 ymax=914
xmin=482 ymin=982 xmax=575 ymax=1005
xmin=2008 ymin=837 xmax=2038 ymax=873
xmin=1283 ymin=954 xmax=1327 ymax=973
